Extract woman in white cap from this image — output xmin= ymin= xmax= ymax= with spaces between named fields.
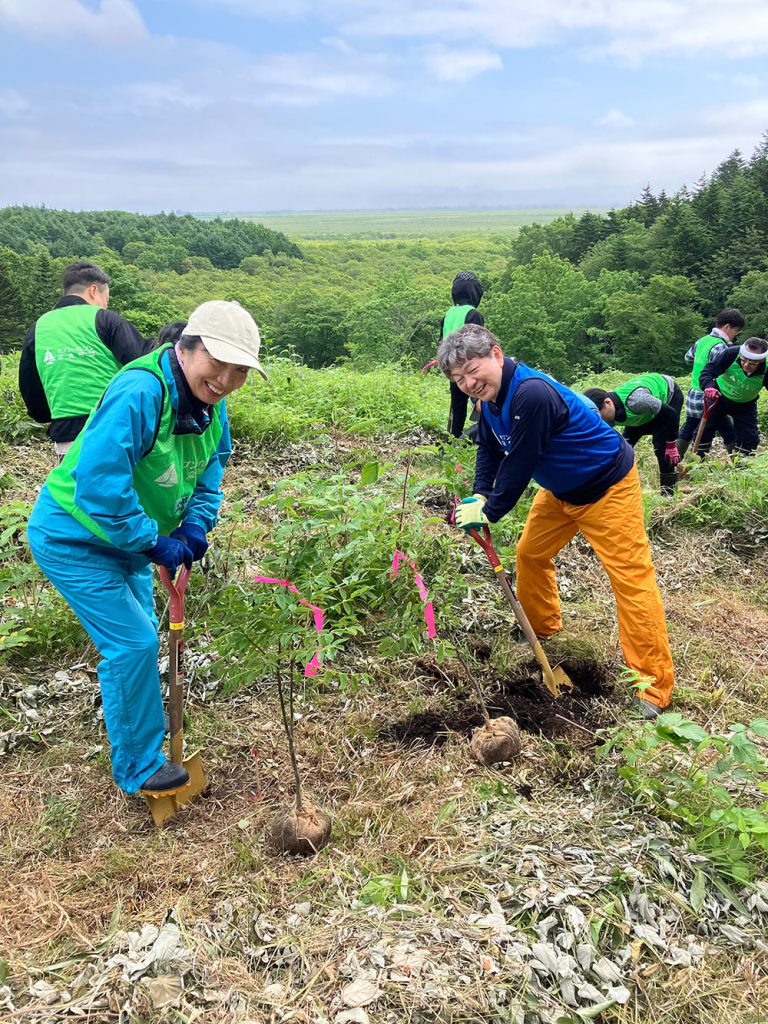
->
xmin=698 ymin=336 xmax=768 ymax=456
xmin=27 ymin=300 xmax=267 ymax=798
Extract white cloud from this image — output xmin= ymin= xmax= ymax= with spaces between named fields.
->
xmin=0 ymin=0 xmax=146 ymax=43
xmin=322 ymin=36 xmax=353 ymax=53
xmin=732 ymin=73 xmax=762 ymax=89
xmin=116 ymin=82 xmax=214 ymax=112
xmin=698 ymin=96 xmax=768 ymax=134
xmin=3 ymin=97 xmax=761 ymax=212
xmin=191 ymin=1 xmax=768 ymax=64
xmin=597 ymin=108 xmax=635 ymax=128
xmin=0 ymin=88 xmax=29 ymax=117
xmin=251 ymin=53 xmax=395 ymax=105
xmin=422 ymin=45 xmax=502 ymax=83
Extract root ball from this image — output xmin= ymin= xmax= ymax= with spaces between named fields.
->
xmin=470 ymin=716 xmax=521 ymax=765
xmin=271 ymin=802 xmax=332 ymax=856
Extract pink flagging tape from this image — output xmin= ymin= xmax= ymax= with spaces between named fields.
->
xmin=252 ymin=576 xmax=325 ymax=676
xmin=390 ymin=550 xmax=438 ymax=639
xmin=420 ymin=358 xmax=439 ymax=376
xmin=455 ymin=463 xmax=470 ymax=488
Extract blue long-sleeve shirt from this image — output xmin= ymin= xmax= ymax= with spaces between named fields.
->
xmin=474 ymin=359 xmax=632 ymax=522
xmin=42 ymin=348 xmax=231 ymax=553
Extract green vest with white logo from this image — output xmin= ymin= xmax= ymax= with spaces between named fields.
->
xmin=46 ymin=346 xmax=224 ymax=543
xmin=691 ymin=334 xmax=722 ymax=390
xmin=442 ymin=305 xmax=474 ymax=338
xmin=717 ymin=359 xmax=765 ymax=403
xmin=35 ymin=304 xmax=121 ymax=419
xmin=613 ymin=373 xmax=670 ymax=427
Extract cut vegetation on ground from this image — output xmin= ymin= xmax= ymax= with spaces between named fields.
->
xmin=2 ymin=360 xmax=768 ymax=1024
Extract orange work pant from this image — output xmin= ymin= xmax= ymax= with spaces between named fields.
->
xmin=515 ymin=464 xmax=674 ymax=708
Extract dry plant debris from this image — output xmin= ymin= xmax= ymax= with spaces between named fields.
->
xmin=3 ymin=436 xmax=768 ymax=1023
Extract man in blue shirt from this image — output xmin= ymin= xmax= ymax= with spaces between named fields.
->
xmin=437 ymin=325 xmax=674 ymax=718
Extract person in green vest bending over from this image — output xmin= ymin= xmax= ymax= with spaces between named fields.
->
xmin=18 ymin=261 xmax=153 ymax=462
xmin=584 ymin=373 xmax=684 ymax=494
xmin=697 ymin=337 xmax=768 ymax=456
xmin=440 ymin=271 xmax=485 ymax=438
xmin=26 ymin=301 xmax=267 ymax=798
xmin=677 ymin=308 xmax=744 ymax=458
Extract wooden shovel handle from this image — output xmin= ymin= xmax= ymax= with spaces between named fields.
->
xmin=157 ymin=565 xmax=191 ymax=765
xmin=469 ymin=527 xmax=562 ymax=696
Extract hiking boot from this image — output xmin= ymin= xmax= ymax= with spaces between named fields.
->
xmin=140 ymin=761 xmax=189 ymax=795
xmin=659 ymin=470 xmax=678 ymax=496
xmin=631 ymin=697 xmax=663 ymax=720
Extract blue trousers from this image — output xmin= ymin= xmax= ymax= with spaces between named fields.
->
xmin=27 ymin=488 xmax=167 ymax=794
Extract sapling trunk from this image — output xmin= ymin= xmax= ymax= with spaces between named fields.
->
xmin=276 ymin=662 xmax=304 ymax=813
xmin=447 ymin=629 xmax=490 ymax=725
xmin=271 ymin=658 xmax=332 ymax=856
xmin=450 ymin=631 xmax=521 ymax=766
xmin=398 ymin=452 xmax=415 ymax=533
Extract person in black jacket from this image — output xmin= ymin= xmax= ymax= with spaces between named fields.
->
xmin=698 ymin=337 xmax=768 ymax=456
xmin=439 ymin=271 xmax=485 ymax=438
xmin=18 ymin=261 xmax=153 ymax=461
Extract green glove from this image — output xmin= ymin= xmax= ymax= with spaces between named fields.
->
xmin=455 ymin=494 xmax=489 ymax=532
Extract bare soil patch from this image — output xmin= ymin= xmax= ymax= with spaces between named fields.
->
xmin=381 ymin=657 xmax=615 ymax=748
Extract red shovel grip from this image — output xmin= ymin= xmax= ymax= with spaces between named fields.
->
xmin=468 ymin=525 xmax=504 ymax=572
xmin=158 ymin=565 xmax=190 ymax=625
xmin=703 ymin=391 xmax=720 ymax=417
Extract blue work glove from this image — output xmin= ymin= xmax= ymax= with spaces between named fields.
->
xmin=145 ymin=535 xmax=193 ymax=573
xmin=170 ymin=522 xmax=208 ymax=562
xmin=454 ymin=494 xmax=490 ymax=532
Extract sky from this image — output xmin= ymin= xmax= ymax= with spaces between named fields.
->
xmin=2 ymin=0 xmax=768 ymax=213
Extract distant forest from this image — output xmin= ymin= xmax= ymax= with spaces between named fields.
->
xmin=3 ymin=138 xmax=768 ymax=380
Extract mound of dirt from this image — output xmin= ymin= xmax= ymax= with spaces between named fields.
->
xmin=381 ymin=658 xmax=615 ymax=748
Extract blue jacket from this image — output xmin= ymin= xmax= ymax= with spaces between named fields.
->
xmin=37 ymin=346 xmax=231 ymax=552
xmin=475 ymin=359 xmax=633 ymax=521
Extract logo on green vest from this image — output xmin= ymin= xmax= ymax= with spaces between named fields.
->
xmin=44 ymin=350 xmax=55 ymax=365
xmin=155 ymin=465 xmax=179 ymax=487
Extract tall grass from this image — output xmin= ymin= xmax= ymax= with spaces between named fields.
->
xmin=226 ymin=359 xmax=449 ymax=443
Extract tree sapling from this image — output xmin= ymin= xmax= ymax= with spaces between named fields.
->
xmin=454 ymin=644 xmax=521 ymax=765
xmin=270 ymin=661 xmax=332 ymax=856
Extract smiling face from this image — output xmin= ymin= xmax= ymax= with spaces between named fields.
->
xmin=449 ymin=344 xmax=505 ymax=402
xmin=180 ymin=342 xmax=249 ymax=404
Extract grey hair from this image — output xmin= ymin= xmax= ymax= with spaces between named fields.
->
xmin=437 ymin=324 xmax=502 ymax=376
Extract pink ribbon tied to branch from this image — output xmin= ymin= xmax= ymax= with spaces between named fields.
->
xmin=389 ymin=550 xmax=437 ymax=639
xmin=252 ymin=576 xmax=325 ymax=676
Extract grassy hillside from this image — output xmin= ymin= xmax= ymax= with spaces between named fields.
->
xmin=2 ymin=356 xmax=768 ymax=1024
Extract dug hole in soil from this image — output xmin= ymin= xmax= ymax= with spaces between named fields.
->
xmin=382 ymin=657 xmax=614 ymax=748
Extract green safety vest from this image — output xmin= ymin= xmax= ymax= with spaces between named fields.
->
xmin=690 ymin=334 xmax=723 ymax=390
xmin=35 ymin=304 xmax=121 ymax=419
xmin=442 ymin=304 xmax=475 ymax=338
xmin=613 ymin=373 xmax=671 ymax=427
xmin=46 ymin=346 xmax=224 ymax=543
xmin=717 ymin=358 xmax=766 ymax=403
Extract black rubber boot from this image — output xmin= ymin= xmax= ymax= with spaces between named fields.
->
xmin=140 ymin=761 xmax=189 ymax=794
xmin=676 ymin=438 xmax=690 ymax=459
xmin=631 ymin=697 xmax=662 ymax=720
xmin=659 ymin=470 xmax=678 ymax=496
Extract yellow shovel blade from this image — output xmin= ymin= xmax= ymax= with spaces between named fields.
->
xmin=143 ymin=751 xmax=208 ymax=827
xmin=541 ymin=663 xmax=574 ymax=699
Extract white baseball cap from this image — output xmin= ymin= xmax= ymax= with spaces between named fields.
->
xmin=183 ymin=300 xmax=268 ymax=380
